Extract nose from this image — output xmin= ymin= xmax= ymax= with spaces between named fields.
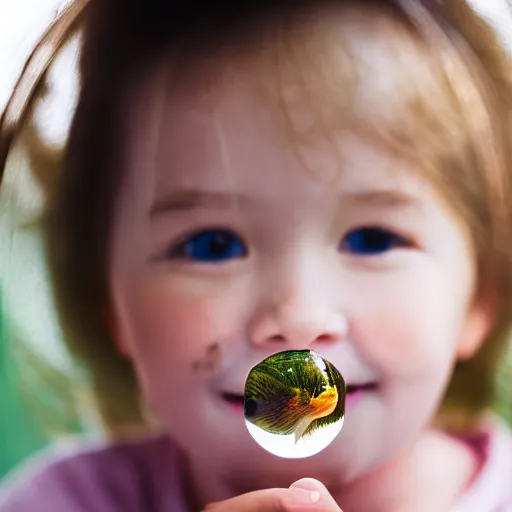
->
xmin=249 ymin=290 xmax=348 ymax=350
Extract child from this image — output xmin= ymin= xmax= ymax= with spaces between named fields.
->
xmin=1 ymin=0 xmax=512 ymax=510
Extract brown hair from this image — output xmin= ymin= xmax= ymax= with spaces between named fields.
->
xmin=40 ymin=0 xmax=512 ymax=434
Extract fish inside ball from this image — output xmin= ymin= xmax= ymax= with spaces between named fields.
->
xmin=244 ymin=350 xmax=346 ymax=445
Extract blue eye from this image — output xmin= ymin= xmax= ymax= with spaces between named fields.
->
xmin=171 ymin=229 xmax=247 ymax=262
xmin=342 ymin=227 xmax=406 ymax=255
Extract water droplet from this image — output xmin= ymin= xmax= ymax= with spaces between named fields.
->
xmin=244 ymin=349 xmax=346 ymax=459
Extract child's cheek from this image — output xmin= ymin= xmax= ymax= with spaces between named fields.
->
xmin=349 ymin=267 xmax=467 ymax=378
xmin=112 ymin=274 xmax=248 ymax=387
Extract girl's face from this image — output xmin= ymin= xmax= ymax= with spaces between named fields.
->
xmin=108 ymin=20 xmax=492 ymax=492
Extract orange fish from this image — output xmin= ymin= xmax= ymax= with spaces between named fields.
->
xmin=244 ymin=350 xmax=345 ymax=443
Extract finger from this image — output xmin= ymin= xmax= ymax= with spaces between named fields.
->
xmin=203 ymin=486 xmax=322 ymax=512
xmin=289 ymin=478 xmax=342 ymax=511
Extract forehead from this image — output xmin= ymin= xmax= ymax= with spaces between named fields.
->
xmin=119 ymin=3 xmax=468 ymax=202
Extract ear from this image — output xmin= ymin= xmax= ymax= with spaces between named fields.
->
xmin=456 ymin=289 xmax=498 ymax=361
xmin=101 ymin=307 xmax=132 ymax=359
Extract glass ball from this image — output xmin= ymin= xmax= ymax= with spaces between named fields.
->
xmin=244 ymin=350 xmax=346 ymax=459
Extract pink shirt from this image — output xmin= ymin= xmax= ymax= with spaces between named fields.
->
xmin=1 ymin=419 xmax=511 ymax=512
xmin=452 ymin=419 xmax=512 ymax=512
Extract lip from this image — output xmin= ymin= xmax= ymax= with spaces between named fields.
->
xmin=220 ymin=392 xmax=245 ymax=414
xmin=220 ymin=383 xmax=377 ymax=415
xmin=345 ymin=383 xmax=377 ymax=410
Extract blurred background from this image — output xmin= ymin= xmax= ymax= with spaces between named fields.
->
xmin=1 ymin=0 xmax=512 ymax=481
xmin=0 ymin=0 xmax=92 ymax=480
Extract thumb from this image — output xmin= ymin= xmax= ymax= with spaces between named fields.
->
xmin=289 ymin=478 xmax=343 ymax=511
xmin=203 ymin=478 xmax=342 ymax=512
xmin=203 ymin=486 xmax=321 ymax=512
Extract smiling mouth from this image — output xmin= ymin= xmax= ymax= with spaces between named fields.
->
xmin=221 ymin=383 xmax=377 ymax=407
xmin=346 ymin=383 xmax=378 ymax=394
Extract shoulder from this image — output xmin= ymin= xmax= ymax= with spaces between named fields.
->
xmin=454 ymin=416 xmax=512 ymax=512
xmin=0 ymin=433 xmax=186 ymax=512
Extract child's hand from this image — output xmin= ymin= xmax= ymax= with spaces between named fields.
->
xmin=203 ymin=478 xmax=343 ymax=512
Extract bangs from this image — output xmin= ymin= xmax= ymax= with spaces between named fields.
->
xmin=274 ymin=3 xmax=482 ymax=165
xmin=160 ymin=0 xmax=504 ymax=254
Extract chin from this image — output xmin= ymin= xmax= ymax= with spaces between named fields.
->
xmin=166 ymin=392 xmax=392 ymax=486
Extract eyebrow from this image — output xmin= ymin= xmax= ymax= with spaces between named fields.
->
xmin=149 ymin=190 xmax=248 ymax=218
xmin=342 ymin=189 xmax=422 ymax=210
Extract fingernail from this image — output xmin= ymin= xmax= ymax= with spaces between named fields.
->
xmin=310 ymin=491 xmax=321 ymax=503
xmin=290 ymin=478 xmax=326 ymax=494
xmin=286 ymin=478 xmax=327 ymax=506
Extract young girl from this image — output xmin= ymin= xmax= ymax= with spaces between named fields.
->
xmin=1 ymin=0 xmax=512 ymax=510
